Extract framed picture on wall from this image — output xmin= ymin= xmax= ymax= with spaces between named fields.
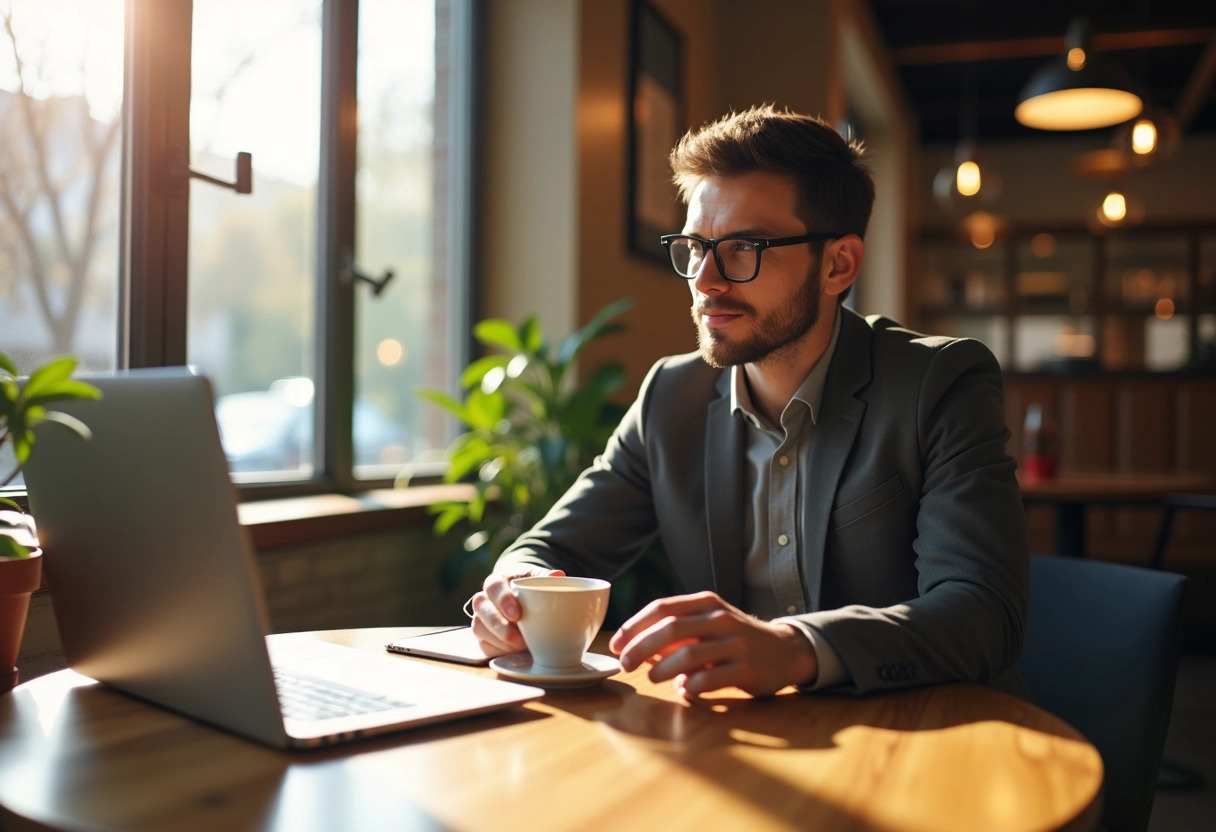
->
xmin=627 ymin=0 xmax=684 ymax=266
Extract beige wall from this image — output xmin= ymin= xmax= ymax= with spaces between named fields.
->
xmin=481 ymin=0 xmax=580 ymax=339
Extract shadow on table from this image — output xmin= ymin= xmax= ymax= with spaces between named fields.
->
xmin=540 ymin=679 xmax=1097 ymax=831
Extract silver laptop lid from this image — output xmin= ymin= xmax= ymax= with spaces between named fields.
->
xmin=23 ymin=369 xmax=289 ymax=746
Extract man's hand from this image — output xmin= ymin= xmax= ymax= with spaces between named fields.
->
xmin=468 ymin=567 xmax=565 ymax=657
xmin=608 ymin=592 xmax=819 ymax=698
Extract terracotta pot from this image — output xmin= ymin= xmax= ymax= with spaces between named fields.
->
xmin=1 ymin=548 xmax=42 ymax=693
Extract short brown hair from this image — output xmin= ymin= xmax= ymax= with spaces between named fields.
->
xmin=670 ymin=104 xmax=874 ymax=239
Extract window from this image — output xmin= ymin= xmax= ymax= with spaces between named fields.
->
xmin=1 ymin=0 xmax=474 ymax=494
xmin=0 ymin=0 xmax=125 ymax=481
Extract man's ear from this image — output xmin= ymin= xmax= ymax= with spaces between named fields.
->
xmin=821 ymin=235 xmax=864 ymax=298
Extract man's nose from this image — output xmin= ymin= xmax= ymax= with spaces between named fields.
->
xmin=691 ymin=251 xmax=729 ymax=294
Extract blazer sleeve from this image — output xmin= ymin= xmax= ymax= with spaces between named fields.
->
xmin=492 ymin=358 xmax=666 ymax=580
xmin=797 ymin=338 xmax=1030 ymax=695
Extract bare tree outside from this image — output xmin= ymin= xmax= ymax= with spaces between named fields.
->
xmin=0 ymin=2 xmax=124 ymax=369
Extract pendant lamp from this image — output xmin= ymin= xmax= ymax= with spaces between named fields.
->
xmin=934 ymin=65 xmax=1001 ymax=213
xmin=1015 ymin=17 xmax=1142 ymax=131
xmin=1112 ymin=106 xmax=1181 ymax=162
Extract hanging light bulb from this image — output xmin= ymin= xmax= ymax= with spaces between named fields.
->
xmin=934 ymin=140 xmax=1002 ymax=213
xmin=1102 ymin=191 xmax=1127 ymax=224
xmin=1130 ymin=119 xmax=1157 ymax=155
xmin=1112 ymin=106 xmax=1181 ymax=163
xmin=1093 ymin=189 xmax=1144 ymax=229
xmin=956 ymin=160 xmax=982 ymax=197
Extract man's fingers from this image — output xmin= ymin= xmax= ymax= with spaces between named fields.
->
xmin=616 ymin=608 xmax=735 ymax=672
xmin=483 ymin=574 xmax=520 ymax=621
xmin=679 ymin=662 xmax=745 ymax=699
xmin=646 ymin=635 xmax=741 ymax=684
xmin=469 ymin=593 xmax=525 ymax=653
xmin=610 ymin=591 xmax=727 ymax=653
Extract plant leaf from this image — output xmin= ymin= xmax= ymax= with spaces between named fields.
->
xmin=518 ymin=316 xmax=544 ymax=354
xmin=38 ymin=410 xmax=94 ymax=440
xmin=0 ymin=535 xmax=31 ymax=559
xmin=414 ymin=389 xmax=470 ymax=425
xmin=464 ymin=387 xmax=504 ymax=431
xmin=0 ymin=351 xmax=17 ymax=377
xmin=20 ymin=356 xmax=78 ymax=401
xmin=459 ymin=355 xmax=511 ymax=389
xmin=22 ymin=378 xmax=102 ymax=407
xmin=556 ymin=297 xmax=634 ymax=365
xmin=473 ymin=319 xmax=524 ymax=352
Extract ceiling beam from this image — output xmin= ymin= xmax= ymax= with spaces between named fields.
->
xmin=892 ymin=28 xmax=1216 ymax=65
xmin=1175 ymin=36 xmax=1216 ymax=130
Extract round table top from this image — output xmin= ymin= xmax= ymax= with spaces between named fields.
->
xmin=1018 ymin=470 xmax=1213 ymax=502
xmin=0 ymin=627 xmax=1103 ymax=832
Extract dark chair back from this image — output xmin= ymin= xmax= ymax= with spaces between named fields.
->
xmin=1018 ymin=554 xmax=1188 ymax=832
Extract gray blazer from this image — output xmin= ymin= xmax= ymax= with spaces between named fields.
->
xmin=497 ymin=307 xmax=1030 ymax=697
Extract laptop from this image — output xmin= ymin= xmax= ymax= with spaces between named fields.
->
xmin=23 ymin=369 xmax=543 ymax=749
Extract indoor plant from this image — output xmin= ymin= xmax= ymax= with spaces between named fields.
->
xmin=418 ymin=298 xmax=676 ymax=620
xmin=1 ymin=352 xmax=100 ymax=692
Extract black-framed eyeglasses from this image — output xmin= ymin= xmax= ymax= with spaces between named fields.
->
xmin=659 ymin=232 xmax=842 ymax=283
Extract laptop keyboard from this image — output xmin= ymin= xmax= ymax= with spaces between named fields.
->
xmin=274 ymin=668 xmax=414 ymax=721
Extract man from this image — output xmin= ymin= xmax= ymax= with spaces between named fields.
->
xmin=468 ymin=105 xmax=1029 ymax=700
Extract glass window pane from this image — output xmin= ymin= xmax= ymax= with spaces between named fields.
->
xmin=354 ymin=0 xmax=456 ymax=477
xmin=0 ymin=0 xmax=124 ymax=484
xmin=186 ymin=1 xmax=322 ymax=479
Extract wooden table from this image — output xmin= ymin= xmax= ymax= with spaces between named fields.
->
xmin=1019 ymin=471 xmax=1213 ymax=559
xmin=0 ymin=628 xmax=1103 ymax=832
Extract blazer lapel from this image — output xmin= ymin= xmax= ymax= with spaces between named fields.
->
xmin=705 ymin=372 xmax=746 ymax=606
xmin=803 ymin=309 xmax=872 ymax=610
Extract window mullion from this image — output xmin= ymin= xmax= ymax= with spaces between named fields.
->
xmin=121 ymin=0 xmax=192 ymax=369
xmin=317 ymin=0 xmax=359 ymax=489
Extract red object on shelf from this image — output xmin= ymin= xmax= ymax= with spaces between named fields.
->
xmin=1022 ymin=403 xmax=1060 ymax=482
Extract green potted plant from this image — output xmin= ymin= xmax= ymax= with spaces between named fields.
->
xmin=418 ymin=298 xmax=677 ymax=622
xmin=1 ymin=352 xmax=100 ymax=692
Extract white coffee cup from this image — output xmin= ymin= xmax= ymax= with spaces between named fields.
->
xmin=513 ymin=576 xmax=611 ymax=671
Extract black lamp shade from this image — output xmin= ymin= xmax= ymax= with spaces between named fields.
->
xmin=1015 ymin=18 xmax=1143 ymax=131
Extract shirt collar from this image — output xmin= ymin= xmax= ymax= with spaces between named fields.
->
xmin=731 ymin=306 xmax=842 ymax=429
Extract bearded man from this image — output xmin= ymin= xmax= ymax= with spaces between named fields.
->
xmin=468 ymin=105 xmax=1029 ymax=700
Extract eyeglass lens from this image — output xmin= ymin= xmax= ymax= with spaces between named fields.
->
xmin=667 ymin=237 xmax=757 ymax=281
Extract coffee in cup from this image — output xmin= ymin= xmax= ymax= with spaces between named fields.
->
xmin=512 ymin=576 xmax=611 ymax=671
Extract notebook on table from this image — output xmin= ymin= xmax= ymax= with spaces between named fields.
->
xmin=23 ymin=369 xmax=542 ymax=749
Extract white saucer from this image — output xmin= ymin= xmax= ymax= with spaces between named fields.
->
xmin=489 ymin=652 xmax=621 ymax=689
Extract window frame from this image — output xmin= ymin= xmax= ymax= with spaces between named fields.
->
xmin=113 ymin=0 xmax=475 ymax=501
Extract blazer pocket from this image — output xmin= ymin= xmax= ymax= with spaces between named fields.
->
xmin=830 ymin=473 xmax=905 ymax=529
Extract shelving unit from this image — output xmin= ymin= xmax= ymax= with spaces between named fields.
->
xmin=915 ymin=223 xmax=1216 ymax=373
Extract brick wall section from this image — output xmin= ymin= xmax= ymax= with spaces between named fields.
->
xmin=257 ymin=525 xmax=480 ymax=633
xmin=16 ymin=524 xmax=482 ymax=684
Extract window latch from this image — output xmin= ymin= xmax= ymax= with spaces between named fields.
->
xmin=187 ymin=151 xmax=253 ymax=195
xmin=345 ymin=253 xmax=395 ymax=296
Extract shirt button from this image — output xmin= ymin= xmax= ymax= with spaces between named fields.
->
xmin=786 ymin=605 xmax=798 ymax=614
xmin=777 ymin=534 xmax=789 ymax=545
xmin=778 ymin=455 xmax=789 ymax=466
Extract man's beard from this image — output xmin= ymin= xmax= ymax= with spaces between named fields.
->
xmin=691 ymin=260 xmax=821 ymax=369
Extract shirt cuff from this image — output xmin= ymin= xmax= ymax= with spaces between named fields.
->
xmin=780 ymin=618 xmax=849 ymax=691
